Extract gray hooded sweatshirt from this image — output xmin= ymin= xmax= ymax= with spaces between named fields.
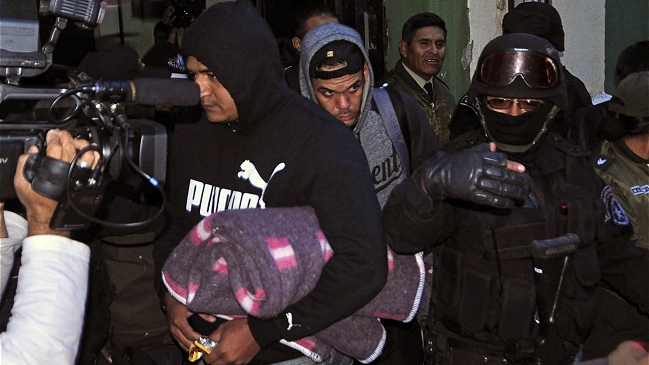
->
xmin=299 ymin=22 xmax=440 ymax=207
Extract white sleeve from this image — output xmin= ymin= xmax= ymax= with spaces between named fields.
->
xmin=0 ymin=211 xmax=28 ymax=295
xmin=0 ymin=235 xmax=90 ymax=365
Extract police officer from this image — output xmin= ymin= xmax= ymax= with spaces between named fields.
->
xmin=448 ymin=2 xmax=593 ymax=145
xmin=382 ymin=33 xmax=649 ymax=365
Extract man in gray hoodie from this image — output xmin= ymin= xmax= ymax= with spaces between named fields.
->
xmin=298 ymin=22 xmax=440 ymax=364
xmin=298 ymin=22 xmax=440 ymax=208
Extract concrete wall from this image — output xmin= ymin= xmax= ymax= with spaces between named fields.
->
xmin=555 ymin=1 xmax=606 ymax=96
xmin=465 ymin=0 xmax=504 ymax=78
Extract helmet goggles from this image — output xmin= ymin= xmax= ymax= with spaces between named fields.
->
xmin=479 ymin=50 xmax=559 ymax=89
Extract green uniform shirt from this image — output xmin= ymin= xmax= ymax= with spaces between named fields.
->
xmin=593 ymin=139 xmax=649 ymax=249
xmin=380 ymin=60 xmax=456 ymax=144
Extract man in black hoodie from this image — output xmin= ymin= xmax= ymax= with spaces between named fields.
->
xmin=152 ymin=1 xmax=387 ymax=364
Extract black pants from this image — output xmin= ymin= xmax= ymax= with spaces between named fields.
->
xmin=357 ymin=319 xmax=424 ymax=365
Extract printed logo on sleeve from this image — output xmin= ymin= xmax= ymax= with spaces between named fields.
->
xmin=601 ymin=186 xmax=630 ymax=226
xmin=631 ymin=184 xmax=649 ymax=195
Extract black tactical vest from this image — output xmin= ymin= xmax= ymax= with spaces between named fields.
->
xmin=429 ymin=134 xmax=603 ymax=364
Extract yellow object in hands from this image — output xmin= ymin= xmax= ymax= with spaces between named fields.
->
xmin=188 ymin=336 xmax=218 ymax=362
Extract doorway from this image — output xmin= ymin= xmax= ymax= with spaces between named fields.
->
xmin=253 ymin=0 xmax=387 ymax=82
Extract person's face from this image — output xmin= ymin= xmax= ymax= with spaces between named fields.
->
xmin=399 ymin=26 xmax=446 ymax=80
xmin=186 ymin=56 xmax=238 ymax=123
xmin=485 ymin=96 xmax=545 ymax=117
xmin=293 ymin=15 xmax=339 ymax=53
xmin=311 ymin=64 xmax=368 ymax=127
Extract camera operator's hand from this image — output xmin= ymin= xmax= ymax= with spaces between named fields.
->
xmin=161 ymin=6 xmax=178 ymax=44
xmin=14 ymin=129 xmax=98 ymax=237
xmin=162 ymin=6 xmax=177 ymax=27
xmin=417 ymin=143 xmax=531 ymax=209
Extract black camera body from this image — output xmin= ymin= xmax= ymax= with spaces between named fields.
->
xmin=170 ymin=0 xmax=205 ymax=28
xmin=2 ymin=120 xmax=166 ymax=230
xmin=0 ymin=0 xmax=176 ymax=230
xmin=0 ymin=120 xmax=167 ymax=202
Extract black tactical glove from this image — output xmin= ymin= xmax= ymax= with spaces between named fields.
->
xmin=417 ymin=143 xmax=531 ymax=209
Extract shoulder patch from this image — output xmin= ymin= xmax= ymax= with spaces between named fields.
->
xmin=459 ymin=94 xmax=480 ymax=112
xmin=631 ymin=184 xmax=649 ymax=196
xmin=592 ymin=156 xmax=613 ymax=171
xmin=600 ymin=186 xmax=630 ymax=226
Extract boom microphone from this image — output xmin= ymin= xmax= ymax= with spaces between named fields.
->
xmin=91 ymin=78 xmax=200 ymax=106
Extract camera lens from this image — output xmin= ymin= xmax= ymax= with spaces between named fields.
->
xmin=172 ymin=0 xmax=204 ymax=28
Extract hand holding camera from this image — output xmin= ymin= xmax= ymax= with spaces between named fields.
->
xmin=14 ymin=129 xmax=99 ymax=236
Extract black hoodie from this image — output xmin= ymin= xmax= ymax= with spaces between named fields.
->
xmin=152 ymin=0 xmax=388 ymax=361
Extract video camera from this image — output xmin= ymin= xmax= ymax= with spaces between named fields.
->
xmin=0 ymin=0 xmax=199 ymax=230
xmin=169 ymin=0 xmax=205 ymax=28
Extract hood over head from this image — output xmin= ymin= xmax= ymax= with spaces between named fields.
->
xmin=502 ymin=2 xmax=565 ymax=52
xmin=181 ymin=0 xmax=287 ymax=133
xmin=298 ymin=22 xmax=374 ymax=131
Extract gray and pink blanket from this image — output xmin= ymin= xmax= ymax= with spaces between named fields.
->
xmin=162 ymin=206 xmax=424 ymax=363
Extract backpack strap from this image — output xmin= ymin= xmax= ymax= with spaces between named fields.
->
xmin=373 ymin=87 xmax=411 ymax=174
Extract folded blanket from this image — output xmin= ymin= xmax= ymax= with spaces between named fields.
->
xmin=162 ymin=206 xmax=424 ymax=363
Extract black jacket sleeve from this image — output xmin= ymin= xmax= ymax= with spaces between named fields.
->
xmin=152 ymin=200 xmax=192 ymax=299
xmin=394 ymin=90 xmax=441 ymax=171
xmin=382 ymin=172 xmax=456 ymax=255
xmin=448 ymin=94 xmax=481 ymax=141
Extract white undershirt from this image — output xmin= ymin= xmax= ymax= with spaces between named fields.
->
xmin=402 ymin=62 xmax=433 ymax=92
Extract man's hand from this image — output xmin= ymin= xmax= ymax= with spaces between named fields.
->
xmin=164 ymin=292 xmax=201 ymax=352
xmin=202 ymin=318 xmax=261 ymax=365
xmin=14 ymin=129 xmax=98 ymax=236
xmin=418 ymin=142 xmax=531 ymax=209
xmin=161 ymin=6 xmax=178 ymax=44
xmin=161 ymin=6 xmax=177 ymax=28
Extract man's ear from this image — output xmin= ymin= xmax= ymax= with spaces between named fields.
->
xmin=363 ymin=63 xmax=370 ymax=81
xmin=398 ymin=40 xmax=408 ymax=58
xmin=292 ymin=37 xmax=302 ymax=53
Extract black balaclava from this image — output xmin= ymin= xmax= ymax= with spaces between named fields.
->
xmin=480 ymin=99 xmax=558 ymax=152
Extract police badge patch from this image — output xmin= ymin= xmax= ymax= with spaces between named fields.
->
xmin=601 ymin=186 xmax=630 ymax=225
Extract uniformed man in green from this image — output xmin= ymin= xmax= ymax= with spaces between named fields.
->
xmin=379 ymin=12 xmax=456 ymax=143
